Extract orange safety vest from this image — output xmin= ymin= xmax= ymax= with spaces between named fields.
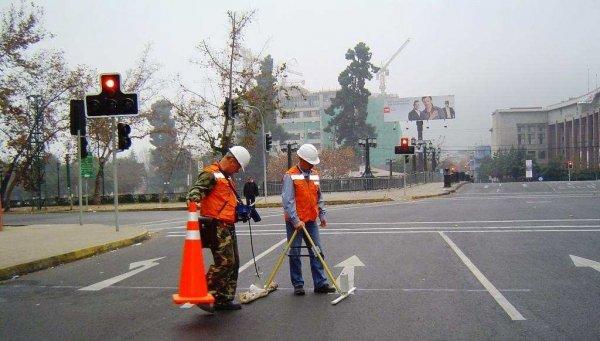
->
xmin=200 ymin=163 xmax=238 ymax=224
xmin=285 ymin=166 xmax=320 ymax=223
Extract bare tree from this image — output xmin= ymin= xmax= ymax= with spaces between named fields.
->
xmin=0 ymin=2 xmax=95 ymax=210
xmin=87 ymin=44 xmax=162 ymax=203
xmin=175 ymin=10 xmax=259 ymax=156
xmin=319 ymin=147 xmax=358 ymax=179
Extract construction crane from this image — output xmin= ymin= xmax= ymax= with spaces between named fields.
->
xmin=376 ymin=38 xmax=410 ymax=95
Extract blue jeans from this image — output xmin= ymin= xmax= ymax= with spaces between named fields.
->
xmin=286 ymin=220 xmax=328 ymax=289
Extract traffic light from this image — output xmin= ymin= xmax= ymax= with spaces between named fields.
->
xmin=265 ymin=132 xmax=273 ymax=151
xmin=85 ymin=74 xmax=138 ymax=117
xmin=70 ymin=100 xmax=86 ymax=136
xmin=80 ymin=136 xmax=88 ymax=158
xmin=117 ymin=123 xmax=132 ymax=151
xmin=222 ymin=97 xmax=241 ymax=118
xmin=567 ymin=160 xmax=573 ymax=169
xmin=394 ymin=137 xmax=415 ymax=154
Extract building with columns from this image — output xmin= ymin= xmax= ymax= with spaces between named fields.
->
xmin=491 ymin=89 xmax=600 ymax=169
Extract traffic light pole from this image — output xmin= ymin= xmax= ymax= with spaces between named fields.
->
xmin=77 ymin=130 xmax=83 ymax=226
xmin=403 ymin=156 xmax=407 ymax=196
xmin=260 ymin=113 xmax=268 ymax=202
xmin=112 ymin=118 xmax=119 ymax=232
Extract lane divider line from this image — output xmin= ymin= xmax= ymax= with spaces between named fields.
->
xmin=438 ymin=231 xmax=525 ymax=321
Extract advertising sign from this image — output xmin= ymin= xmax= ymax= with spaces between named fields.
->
xmin=384 ymin=95 xmax=455 ymax=122
xmin=525 ymin=159 xmax=533 ymax=178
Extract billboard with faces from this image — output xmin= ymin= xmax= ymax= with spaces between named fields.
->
xmin=383 ymin=95 xmax=455 ymax=122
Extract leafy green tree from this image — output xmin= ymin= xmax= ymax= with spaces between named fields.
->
xmin=324 ymin=42 xmax=379 ymax=148
xmin=540 ymin=157 xmax=566 ymax=181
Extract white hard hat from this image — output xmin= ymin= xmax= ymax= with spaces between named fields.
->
xmin=297 ymin=143 xmax=320 ymax=165
xmin=229 ymin=146 xmax=251 ymax=171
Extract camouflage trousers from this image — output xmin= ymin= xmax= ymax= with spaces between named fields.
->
xmin=206 ymin=222 xmax=239 ymax=304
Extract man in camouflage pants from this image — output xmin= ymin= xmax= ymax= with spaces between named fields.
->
xmin=187 ymin=146 xmax=250 ymax=312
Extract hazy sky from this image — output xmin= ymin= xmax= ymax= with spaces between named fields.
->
xmin=11 ymin=0 xmax=600 ymax=150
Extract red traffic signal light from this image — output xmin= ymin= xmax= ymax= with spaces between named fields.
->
xmin=86 ymin=73 xmax=138 ymax=117
xmin=395 ymin=137 xmax=414 ymax=155
xmin=101 ymin=74 xmax=120 ymax=93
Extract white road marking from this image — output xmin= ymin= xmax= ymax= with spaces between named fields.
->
xmin=484 ymin=185 xmax=489 ymax=189
xmin=79 ymin=257 xmax=165 ymax=291
xmin=438 ymin=232 xmax=525 ymax=321
xmin=496 ymin=189 xmax=501 ymax=193
xmin=335 ymin=255 xmax=365 ymax=292
xmin=238 ymin=238 xmax=287 ymax=274
xmin=248 ymin=218 xmax=600 ymax=228
xmin=166 ymin=227 xmax=600 ymax=237
xmin=7 ymin=284 xmax=533 ymax=293
xmin=570 ymin=255 xmax=600 ymax=273
xmin=525 ymin=201 xmax=551 ymax=204
xmin=522 ymin=183 xmax=528 ymax=187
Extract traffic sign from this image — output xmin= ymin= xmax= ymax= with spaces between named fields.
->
xmin=81 ymin=156 xmax=94 ymax=178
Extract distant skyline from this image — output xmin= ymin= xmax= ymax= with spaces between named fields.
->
xmin=11 ymin=0 xmax=600 ymax=150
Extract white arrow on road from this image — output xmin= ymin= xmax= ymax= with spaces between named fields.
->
xmin=79 ymin=257 xmax=165 ymax=291
xmin=334 ymin=255 xmax=365 ymax=292
xmin=570 ymin=255 xmax=600 ymax=273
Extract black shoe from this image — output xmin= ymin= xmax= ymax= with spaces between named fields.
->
xmin=294 ymin=286 xmax=305 ymax=296
xmin=197 ymin=304 xmax=215 ymax=314
xmin=214 ymin=301 xmax=242 ymax=311
xmin=314 ymin=284 xmax=336 ymax=294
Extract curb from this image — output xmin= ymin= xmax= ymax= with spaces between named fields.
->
xmin=410 ymin=182 xmax=469 ymax=200
xmin=0 ymin=230 xmax=151 ymax=282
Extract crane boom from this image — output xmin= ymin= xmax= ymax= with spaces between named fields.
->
xmin=377 ymin=38 xmax=410 ymax=95
xmin=378 ymin=38 xmax=410 ymax=74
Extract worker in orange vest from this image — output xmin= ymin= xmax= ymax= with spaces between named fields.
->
xmin=282 ymin=143 xmax=335 ymax=296
xmin=187 ymin=146 xmax=251 ymax=312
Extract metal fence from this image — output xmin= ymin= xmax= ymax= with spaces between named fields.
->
xmin=8 ymin=172 xmax=442 ymax=208
xmin=261 ymin=171 xmax=441 ymax=196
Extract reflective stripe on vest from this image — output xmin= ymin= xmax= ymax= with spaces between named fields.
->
xmin=286 ymin=166 xmax=320 ymax=222
xmin=200 ymin=164 xmax=237 ymax=224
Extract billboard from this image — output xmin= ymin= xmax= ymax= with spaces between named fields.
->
xmin=383 ymin=95 xmax=455 ymax=122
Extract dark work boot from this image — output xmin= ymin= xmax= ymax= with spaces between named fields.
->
xmin=314 ymin=284 xmax=336 ymax=294
xmin=214 ymin=301 xmax=242 ymax=311
xmin=197 ymin=304 xmax=215 ymax=314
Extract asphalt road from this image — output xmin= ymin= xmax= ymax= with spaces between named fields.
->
xmin=2 ymin=181 xmax=600 ymax=340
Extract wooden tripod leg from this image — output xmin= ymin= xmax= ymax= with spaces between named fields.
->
xmin=301 ymin=226 xmax=342 ymax=294
xmin=263 ymin=229 xmax=298 ymax=290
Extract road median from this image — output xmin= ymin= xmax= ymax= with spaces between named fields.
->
xmin=0 ymin=224 xmax=150 ymax=281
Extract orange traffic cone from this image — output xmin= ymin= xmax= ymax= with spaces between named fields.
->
xmin=172 ymin=201 xmax=215 ymax=305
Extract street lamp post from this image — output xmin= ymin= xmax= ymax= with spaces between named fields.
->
xmin=358 ymin=137 xmax=377 ymax=178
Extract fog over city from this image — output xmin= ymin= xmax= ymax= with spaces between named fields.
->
xmin=31 ymin=0 xmax=600 ymax=150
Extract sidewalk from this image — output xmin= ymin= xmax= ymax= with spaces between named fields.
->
xmin=5 ymin=181 xmax=467 ymax=213
xmin=0 ymin=182 xmax=466 ymax=281
xmin=0 ymin=224 xmax=148 ymax=281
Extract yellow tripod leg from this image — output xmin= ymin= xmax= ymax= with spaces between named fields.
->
xmin=301 ymin=225 xmax=342 ymax=294
xmin=263 ymin=229 xmax=299 ymax=290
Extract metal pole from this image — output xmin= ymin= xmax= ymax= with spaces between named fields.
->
xmin=66 ymin=154 xmax=73 ymax=210
xmin=56 ymin=161 xmax=60 ymax=203
xmin=77 ymin=131 xmax=83 ymax=226
xmin=365 ymin=142 xmax=370 ymax=176
xmin=260 ymin=113 xmax=268 ymax=202
xmin=287 ymin=143 xmax=292 ymax=169
xmin=403 ymin=156 xmax=407 ymax=196
xmin=112 ymin=117 xmax=119 ymax=232
xmin=85 ymin=179 xmax=88 ymax=209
